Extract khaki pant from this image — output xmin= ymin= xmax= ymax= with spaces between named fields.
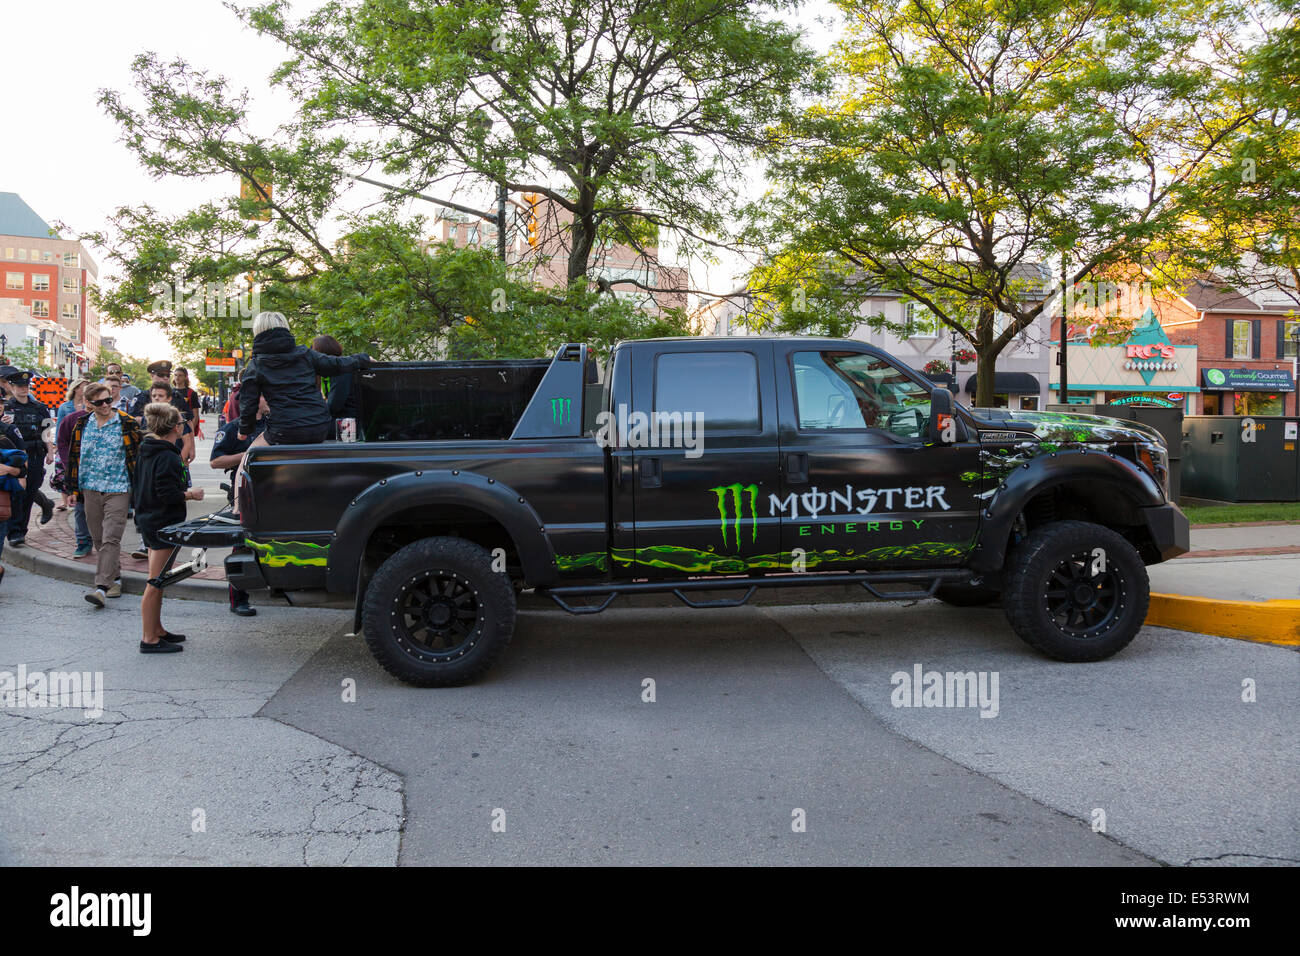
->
xmin=83 ymin=490 xmax=130 ymax=589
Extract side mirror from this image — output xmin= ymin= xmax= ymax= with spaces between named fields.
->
xmin=928 ymin=387 xmax=959 ymax=445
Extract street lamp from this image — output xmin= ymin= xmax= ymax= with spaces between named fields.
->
xmin=1291 ymin=323 xmax=1300 ymax=415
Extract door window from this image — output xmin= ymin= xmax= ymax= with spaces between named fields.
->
xmin=792 ymin=351 xmax=932 ymax=441
xmin=653 ymin=351 xmax=760 ymax=432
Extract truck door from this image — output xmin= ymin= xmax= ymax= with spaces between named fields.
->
xmin=620 ymin=341 xmax=783 ymax=577
xmin=774 ymin=346 xmax=983 ymax=570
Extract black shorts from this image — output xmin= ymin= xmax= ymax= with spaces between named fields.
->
xmin=137 ymin=523 xmax=174 ymax=551
xmin=265 ymin=422 xmax=332 ymax=445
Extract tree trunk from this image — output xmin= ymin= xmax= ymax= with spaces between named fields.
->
xmin=567 ymin=183 xmax=597 ymax=284
xmin=974 ymin=346 xmax=1000 ymax=408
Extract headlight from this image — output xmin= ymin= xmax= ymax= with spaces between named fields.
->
xmin=1137 ymin=443 xmax=1169 ymax=494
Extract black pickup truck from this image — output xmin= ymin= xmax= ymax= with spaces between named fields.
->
xmin=161 ymin=337 xmax=1188 ymax=686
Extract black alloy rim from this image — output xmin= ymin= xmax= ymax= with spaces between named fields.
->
xmin=1043 ymin=550 xmax=1125 ymax=638
xmin=392 ymin=570 xmax=482 ymax=662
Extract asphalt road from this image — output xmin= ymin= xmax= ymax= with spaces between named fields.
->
xmin=2 ymin=558 xmax=1295 ymax=866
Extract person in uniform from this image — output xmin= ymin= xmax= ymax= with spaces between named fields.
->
xmin=0 ymin=413 xmax=28 ymax=587
xmin=2 ymin=367 xmax=55 ymax=546
xmin=210 ymin=392 xmax=269 ymax=616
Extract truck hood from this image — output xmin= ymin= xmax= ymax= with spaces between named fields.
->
xmin=969 ymin=407 xmax=1166 ymax=449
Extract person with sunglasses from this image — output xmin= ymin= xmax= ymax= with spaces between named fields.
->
xmin=67 ymin=382 xmax=142 ymax=607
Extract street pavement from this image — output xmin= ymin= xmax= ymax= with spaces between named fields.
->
xmin=1 ymin=555 xmax=1295 ymax=865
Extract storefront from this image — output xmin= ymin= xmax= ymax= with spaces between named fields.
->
xmin=1050 ymin=308 xmax=1199 ymax=411
xmin=1200 ymin=367 xmax=1296 ymax=416
xmin=963 ymin=372 xmax=1043 ymax=410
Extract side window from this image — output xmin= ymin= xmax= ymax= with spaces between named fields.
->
xmin=792 ymin=350 xmax=933 ymax=441
xmin=654 ymin=351 xmax=760 ymax=432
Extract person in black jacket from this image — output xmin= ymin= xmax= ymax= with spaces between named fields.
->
xmin=135 ymin=403 xmax=204 ymax=654
xmin=238 ymin=312 xmax=370 ymax=446
xmin=311 ymin=334 xmax=360 ymax=424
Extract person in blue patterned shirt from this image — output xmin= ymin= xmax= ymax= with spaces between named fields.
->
xmin=68 ymin=382 xmax=142 ymax=607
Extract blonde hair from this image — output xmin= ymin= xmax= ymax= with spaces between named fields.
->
xmin=65 ymin=377 xmax=90 ymax=403
xmin=144 ymin=401 xmax=182 ymax=437
xmin=251 ymin=311 xmax=289 ymax=337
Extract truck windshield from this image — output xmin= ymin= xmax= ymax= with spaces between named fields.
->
xmin=792 ymin=350 xmax=933 ymax=440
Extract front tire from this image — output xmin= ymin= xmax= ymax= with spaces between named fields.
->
xmin=362 ymin=537 xmax=516 ymax=686
xmin=1003 ymin=520 xmax=1148 ymax=662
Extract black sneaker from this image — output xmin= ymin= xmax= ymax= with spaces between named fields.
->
xmin=231 ymin=604 xmax=257 ymax=617
xmin=40 ymin=499 xmax=54 ymax=525
xmin=160 ymin=631 xmax=187 ymax=643
xmin=140 ymin=640 xmax=183 ymax=654
xmin=8 ymin=535 xmax=25 ymax=547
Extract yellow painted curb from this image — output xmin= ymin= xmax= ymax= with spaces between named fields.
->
xmin=1146 ymin=594 xmax=1300 ymax=647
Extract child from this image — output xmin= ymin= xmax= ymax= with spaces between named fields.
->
xmin=134 ymin=403 xmax=204 ymax=654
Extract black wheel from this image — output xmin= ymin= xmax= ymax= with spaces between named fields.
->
xmin=1003 ymin=520 xmax=1149 ymax=662
xmin=362 ymin=537 xmax=516 ymax=686
xmin=935 ymin=582 xmax=1001 ymax=607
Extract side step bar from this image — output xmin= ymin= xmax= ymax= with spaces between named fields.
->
xmin=539 ymin=569 xmax=974 ymax=615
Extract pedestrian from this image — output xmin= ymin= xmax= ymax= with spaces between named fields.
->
xmin=128 ymin=381 xmax=196 ymax=561
xmin=67 ymin=381 xmax=142 ymax=607
xmin=172 ymin=368 xmax=202 ymax=440
xmin=105 ymin=362 xmax=141 ymax=409
xmin=311 ymin=334 xmax=361 ymax=427
xmin=0 ymin=415 xmax=28 ymax=588
xmin=53 ymin=378 xmax=90 ymax=511
xmin=2 ymin=367 xmax=55 ymax=546
xmin=132 ymin=361 xmax=195 ymax=466
xmin=55 ymin=395 xmax=94 ymax=558
xmin=135 ymin=402 xmax=204 ymax=653
xmin=210 ymin=392 xmax=269 ymax=616
xmin=238 ymin=312 xmax=370 ymax=448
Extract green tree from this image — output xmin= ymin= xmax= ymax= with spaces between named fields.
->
xmin=242 ymin=0 xmax=821 ymax=284
xmin=750 ymin=0 xmax=1252 ymax=407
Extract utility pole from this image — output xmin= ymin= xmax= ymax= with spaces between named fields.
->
xmin=1058 ymin=252 xmax=1069 ymax=405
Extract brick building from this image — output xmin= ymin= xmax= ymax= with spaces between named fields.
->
xmin=431 ymin=194 xmax=688 ymax=316
xmin=1055 ymin=274 xmax=1297 ymax=416
xmin=0 ymin=192 xmax=100 ymax=373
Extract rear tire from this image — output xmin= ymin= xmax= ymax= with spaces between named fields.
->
xmin=362 ymin=536 xmax=516 ymax=686
xmin=1003 ymin=520 xmax=1148 ymax=662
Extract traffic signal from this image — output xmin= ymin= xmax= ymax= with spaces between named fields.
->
xmin=522 ymin=193 xmax=540 ymax=247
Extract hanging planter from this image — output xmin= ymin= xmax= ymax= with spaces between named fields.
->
xmin=923 ymin=358 xmax=951 ymax=376
xmin=953 ymin=347 xmax=977 ymax=365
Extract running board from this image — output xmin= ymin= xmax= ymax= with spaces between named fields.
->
xmin=540 ymin=569 xmax=973 ymax=615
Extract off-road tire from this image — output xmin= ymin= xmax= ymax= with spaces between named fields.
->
xmin=1003 ymin=520 xmax=1148 ymax=662
xmin=935 ymin=582 xmax=1002 ymax=607
xmin=363 ymin=536 xmax=516 ymax=686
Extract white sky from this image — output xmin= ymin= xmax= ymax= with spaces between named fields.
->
xmin=1 ymin=0 xmax=841 ymax=362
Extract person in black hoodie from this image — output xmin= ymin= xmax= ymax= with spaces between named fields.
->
xmin=135 ymin=403 xmax=205 ymax=654
xmin=238 ymin=312 xmax=370 ymax=446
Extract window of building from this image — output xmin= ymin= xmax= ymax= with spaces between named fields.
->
xmin=5 ymin=272 xmax=23 ymax=290
xmin=1232 ymin=319 xmax=1251 ymax=358
xmin=62 ymin=276 xmax=80 ymax=294
xmin=1019 ymin=395 xmax=1039 ymax=410
xmin=905 ymin=302 xmax=941 ymax=337
xmin=41 ymin=251 xmax=53 ymax=262
xmin=62 ymin=302 xmax=80 ymax=321
xmin=16 ymin=249 xmax=26 ymax=260
xmin=30 ymin=300 xmax=49 ymax=317
xmin=63 ymin=252 xmax=79 ymax=268
xmin=654 ymin=351 xmax=760 ymax=432
xmin=1233 ymin=391 xmax=1283 ymax=416
xmin=32 ymin=274 xmax=49 ymax=291
xmin=1286 ymin=320 xmax=1299 ymax=358
xmin=3 ymin=248 xmax=12 ymax=260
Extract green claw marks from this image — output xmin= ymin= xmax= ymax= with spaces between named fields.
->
xmin=556 ymin=542 xmax=974 ymax=575
xmin=549 ymin=397 xmax=572 ymax=424
xmin=710 ymin=483 xmax=759 ymax=550
xmin=246 ymin=538 xmax=330 ymax=568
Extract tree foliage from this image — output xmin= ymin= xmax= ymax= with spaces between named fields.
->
xmin=749 ymin=0 xmax=1252 ymax=406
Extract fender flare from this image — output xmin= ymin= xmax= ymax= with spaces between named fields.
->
xmin=327 ymin=470 xmax=558 ymax=593
xmin=969 ymin=449 xmax=1164 ymax=573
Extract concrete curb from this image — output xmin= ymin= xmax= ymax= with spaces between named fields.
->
xmin=1146 ymin=593 xmax=1300 ymax=647
xmin=3 ymin=540 xmax=231 ymax=603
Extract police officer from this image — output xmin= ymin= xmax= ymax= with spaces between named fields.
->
xmin=209 ymin=393 xmax=269 ymax=616
xmin=2 ymin=367 xmax=55 ymax=546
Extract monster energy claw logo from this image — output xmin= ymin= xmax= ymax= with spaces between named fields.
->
xmin=550 ymin=397 xmax=572 ymax=424
xmin=711 ymin=483 xmax=758 ymax=550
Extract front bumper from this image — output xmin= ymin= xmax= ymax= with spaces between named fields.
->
xmin=1142 ymin=503 xmax=1190 ymax=563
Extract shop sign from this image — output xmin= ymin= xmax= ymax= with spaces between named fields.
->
xmin=1201 ymin=368 xmax=1296 ymax=392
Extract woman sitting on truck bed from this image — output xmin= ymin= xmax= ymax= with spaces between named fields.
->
xmin=238 ymin=312 xmax=371 ymax=446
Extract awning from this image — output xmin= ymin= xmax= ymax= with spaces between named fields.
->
xmin=964 ymin=372 xmax=1041 ymax=395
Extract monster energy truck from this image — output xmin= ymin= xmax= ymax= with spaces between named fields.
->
xmin=160 ymin=338 xmax=1188 ymax=686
